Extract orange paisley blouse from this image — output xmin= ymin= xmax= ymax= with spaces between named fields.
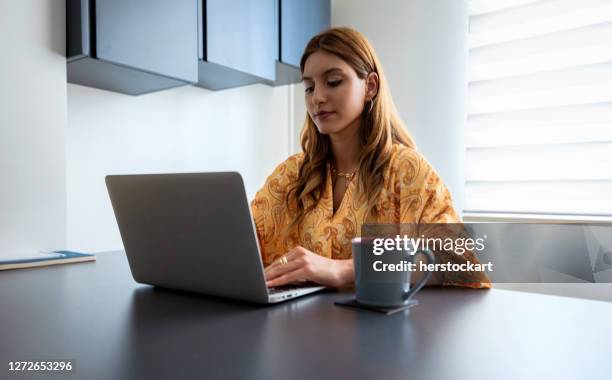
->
xmin=251 ymin=143 xmax=491 ymax=288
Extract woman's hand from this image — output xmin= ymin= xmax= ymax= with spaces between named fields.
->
xmin=265 ymin=246 xmax=354 ymax=288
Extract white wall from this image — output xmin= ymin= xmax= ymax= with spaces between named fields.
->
xmin=66 ymin=83 xmax=292 ymax=252
xmin=326 ymin=0 xmax=469 ymax=214
xmin=0 ymin=0 xmax=67 ymax=259
xmin=0 ymin=0 xmax=296 ymax=256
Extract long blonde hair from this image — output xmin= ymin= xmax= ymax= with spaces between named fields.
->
xmin=286 ymin=27 xmax=416 ymax=233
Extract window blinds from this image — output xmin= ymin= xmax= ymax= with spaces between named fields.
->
xmin=465 ymin=0 xmax=612 ymax=219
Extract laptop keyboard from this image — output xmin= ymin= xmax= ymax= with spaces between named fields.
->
xmin=269 ymin=282 xmax=327 ymax=294
xmin=268 ymin=285 xmax=304 ymax=294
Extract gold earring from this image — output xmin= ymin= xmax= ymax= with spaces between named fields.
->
xmin=367 ymin=99 xmax=374 ymax=114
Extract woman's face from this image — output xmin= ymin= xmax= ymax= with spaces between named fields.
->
xmin=302 ymin=51 xmax=370 ymax=137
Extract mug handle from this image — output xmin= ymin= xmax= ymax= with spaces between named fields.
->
xmin=402 ymin=248 xmax=435 ymax=301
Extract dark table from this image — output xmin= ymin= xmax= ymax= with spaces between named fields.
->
xmin=1 ymin=251 xmax=612 ymax=380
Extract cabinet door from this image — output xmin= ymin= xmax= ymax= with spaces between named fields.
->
xmin=206 ymin=0 xmax=276 ymax=81
xmin=280 ymin=0 xmax=330 ymax=68
xmin=67 ymin=0 xmax=90 ymax=59
xmin=95 ymin=0 xmax=198 ymax=82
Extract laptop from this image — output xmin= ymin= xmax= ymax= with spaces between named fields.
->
xmin=105 ymin=172 xmax=325 ymax=304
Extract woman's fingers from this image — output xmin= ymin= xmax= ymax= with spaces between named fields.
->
xmin=263 ymin=246 xmax=353 ymax=288
xmin=265 ymin=257 xmax=303 ymax=281
xmin=264 ymin=248 xmax=301 ymax=276
xmin=264 ymin=254 xmax=291 ymax=276
xmin=266 ymin=267 xmax=308 ymax=288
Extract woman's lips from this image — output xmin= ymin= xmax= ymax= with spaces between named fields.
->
xmin=316 ymin=111 xmax=335 ymax=120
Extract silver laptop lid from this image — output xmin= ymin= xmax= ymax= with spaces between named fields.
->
xmin=105 ymin=172 xmax=269 ymax=303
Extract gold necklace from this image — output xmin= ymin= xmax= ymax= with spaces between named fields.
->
xmin=330 ymin=163 xmax=357 ymax=189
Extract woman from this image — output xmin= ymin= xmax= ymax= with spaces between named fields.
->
xmin=251 ymin=27 xmax=490 ymax=289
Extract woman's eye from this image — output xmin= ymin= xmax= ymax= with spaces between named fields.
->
xmin=304 ymin=86 xmax=313 ymax=93
xmin=328 ymin=80 xmax=342 ymax=87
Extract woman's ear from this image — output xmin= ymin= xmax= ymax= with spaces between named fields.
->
xmin=365 ymin=72 xmax=379 ymax=101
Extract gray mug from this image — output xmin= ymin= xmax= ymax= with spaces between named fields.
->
xmin=352 ymin=237 xmax=435 ymax=307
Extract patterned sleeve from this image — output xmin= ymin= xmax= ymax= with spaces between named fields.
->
xmin=250 ymin=154 xmax=302 ymax=266
xmin=398 ymin=149 xmax=492 ymax=289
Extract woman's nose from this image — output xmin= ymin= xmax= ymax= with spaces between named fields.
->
xmin=312 ymin=86 xmax=327 ymax=106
